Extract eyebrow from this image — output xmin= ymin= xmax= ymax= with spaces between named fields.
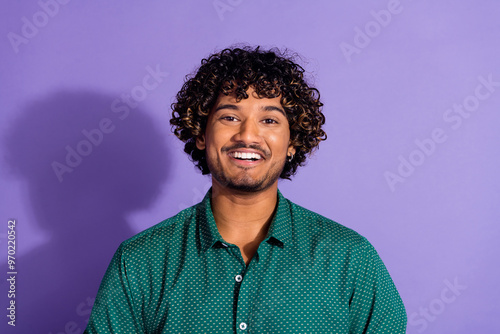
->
xmin=214 ymin=104 xmax=286 ymax=116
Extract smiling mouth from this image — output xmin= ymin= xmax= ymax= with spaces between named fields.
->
xmin=228 ymin=151 xmax=263 ymax=161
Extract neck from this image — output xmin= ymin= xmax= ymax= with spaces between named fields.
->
xmin=210 ymin=179 xmax=278 ymax=248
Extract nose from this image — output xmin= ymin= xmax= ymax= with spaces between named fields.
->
xmin=234 ymin=118 xmax=261 ymax=145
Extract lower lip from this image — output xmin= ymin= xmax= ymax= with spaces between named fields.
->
xmin=228 ymin=155 xmax=264 ymax=167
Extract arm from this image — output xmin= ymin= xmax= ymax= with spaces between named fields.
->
xmin=84 ymin=245 xmax=146 ymax=334
xmin=348 ymin=240 xmax=407 ymax=334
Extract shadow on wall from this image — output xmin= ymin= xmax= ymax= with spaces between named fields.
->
xmin=2 ymin=91 xmax=170 ymax=332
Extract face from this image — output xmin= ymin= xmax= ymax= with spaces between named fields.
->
xmin=196 ymin=87 xmax=295 ymax=193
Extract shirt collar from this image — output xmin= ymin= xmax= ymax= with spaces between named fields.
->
xmin=197 ymin=188 xmax=293 ymax=253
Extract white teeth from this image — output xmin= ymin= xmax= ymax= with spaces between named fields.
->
xmin=231 ymin=152 xmax=262 ymax=160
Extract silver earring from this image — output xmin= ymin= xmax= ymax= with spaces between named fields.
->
xmin=287 ymin=153 xmax=294 ymax=162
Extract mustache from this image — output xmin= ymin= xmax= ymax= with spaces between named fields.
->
xmin=221 ymin=143 xmax=270 ymax=158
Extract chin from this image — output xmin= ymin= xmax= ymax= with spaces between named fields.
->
xmin=217 ymin=174 xmax=275 ymax=193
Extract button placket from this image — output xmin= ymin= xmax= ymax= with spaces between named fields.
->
xmin=235 ymin=258 xmax=257 ymax=333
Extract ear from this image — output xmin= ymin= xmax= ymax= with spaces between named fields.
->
xmin=196 ymin=134 xmax=206 ymax=150
xmin=287 ymin=144 xmax=296 ymax=157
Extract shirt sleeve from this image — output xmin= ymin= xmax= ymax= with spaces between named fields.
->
xmin=84 ymin=244 xmax=146 ymax=334
xmin=348 ymin=240 xmax=407 ymax=333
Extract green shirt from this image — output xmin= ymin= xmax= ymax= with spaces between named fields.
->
xmin=85 ymin=190 xmax=407 ymax=333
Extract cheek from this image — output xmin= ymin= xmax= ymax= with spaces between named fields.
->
xmin=208 ymin=124 xmax=239 ymax=145
xmin=204 ymin=129 xmax=228 ymax=154
xmin=268 ymin=131 xmax=291 ymax=153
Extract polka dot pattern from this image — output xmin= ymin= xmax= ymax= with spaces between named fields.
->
xmin=85 ymin=189 xmax=407 ymax=333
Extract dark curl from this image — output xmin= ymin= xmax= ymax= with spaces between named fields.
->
xmin=170 ymin=46 xmax=327 ymax=179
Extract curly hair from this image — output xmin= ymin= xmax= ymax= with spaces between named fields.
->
xmin=170 ymin=45 xmax=326 ymax=179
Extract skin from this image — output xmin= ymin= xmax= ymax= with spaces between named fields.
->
xmin=196 ymin=87 xmax=295 ymax=265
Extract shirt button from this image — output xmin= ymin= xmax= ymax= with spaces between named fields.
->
xmin=239 ymin=322 xmax=247 ymax=330
xmin=235 ymin=274 xmax=243 ymax=282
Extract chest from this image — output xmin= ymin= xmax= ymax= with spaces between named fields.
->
xmin=138 ymin=246 xmax=353 ymax=333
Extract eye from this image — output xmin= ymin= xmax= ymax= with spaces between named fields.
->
xmin=262 ymin=118 xmax=278 ymax=124
xmin=220 ymin=116 xmax=238 ymax=122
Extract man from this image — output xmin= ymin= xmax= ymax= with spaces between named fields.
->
xmin=85 ymin=46 xmax=407 ymax=333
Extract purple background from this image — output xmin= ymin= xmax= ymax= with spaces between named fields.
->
xmin=1 ymin=1 xmax=499 ymax=333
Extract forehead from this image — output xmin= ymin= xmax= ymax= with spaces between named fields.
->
xmin=213 ymin=87 xmax=283 ymax=107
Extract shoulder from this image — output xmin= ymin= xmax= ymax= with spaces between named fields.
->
xmin=286 ymin=199 xmax=373 ymax=254
xmin=285 ymin=199 xmax=389 ymax=281
xmin=117 ymin=204 xmax=198 ymax=259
